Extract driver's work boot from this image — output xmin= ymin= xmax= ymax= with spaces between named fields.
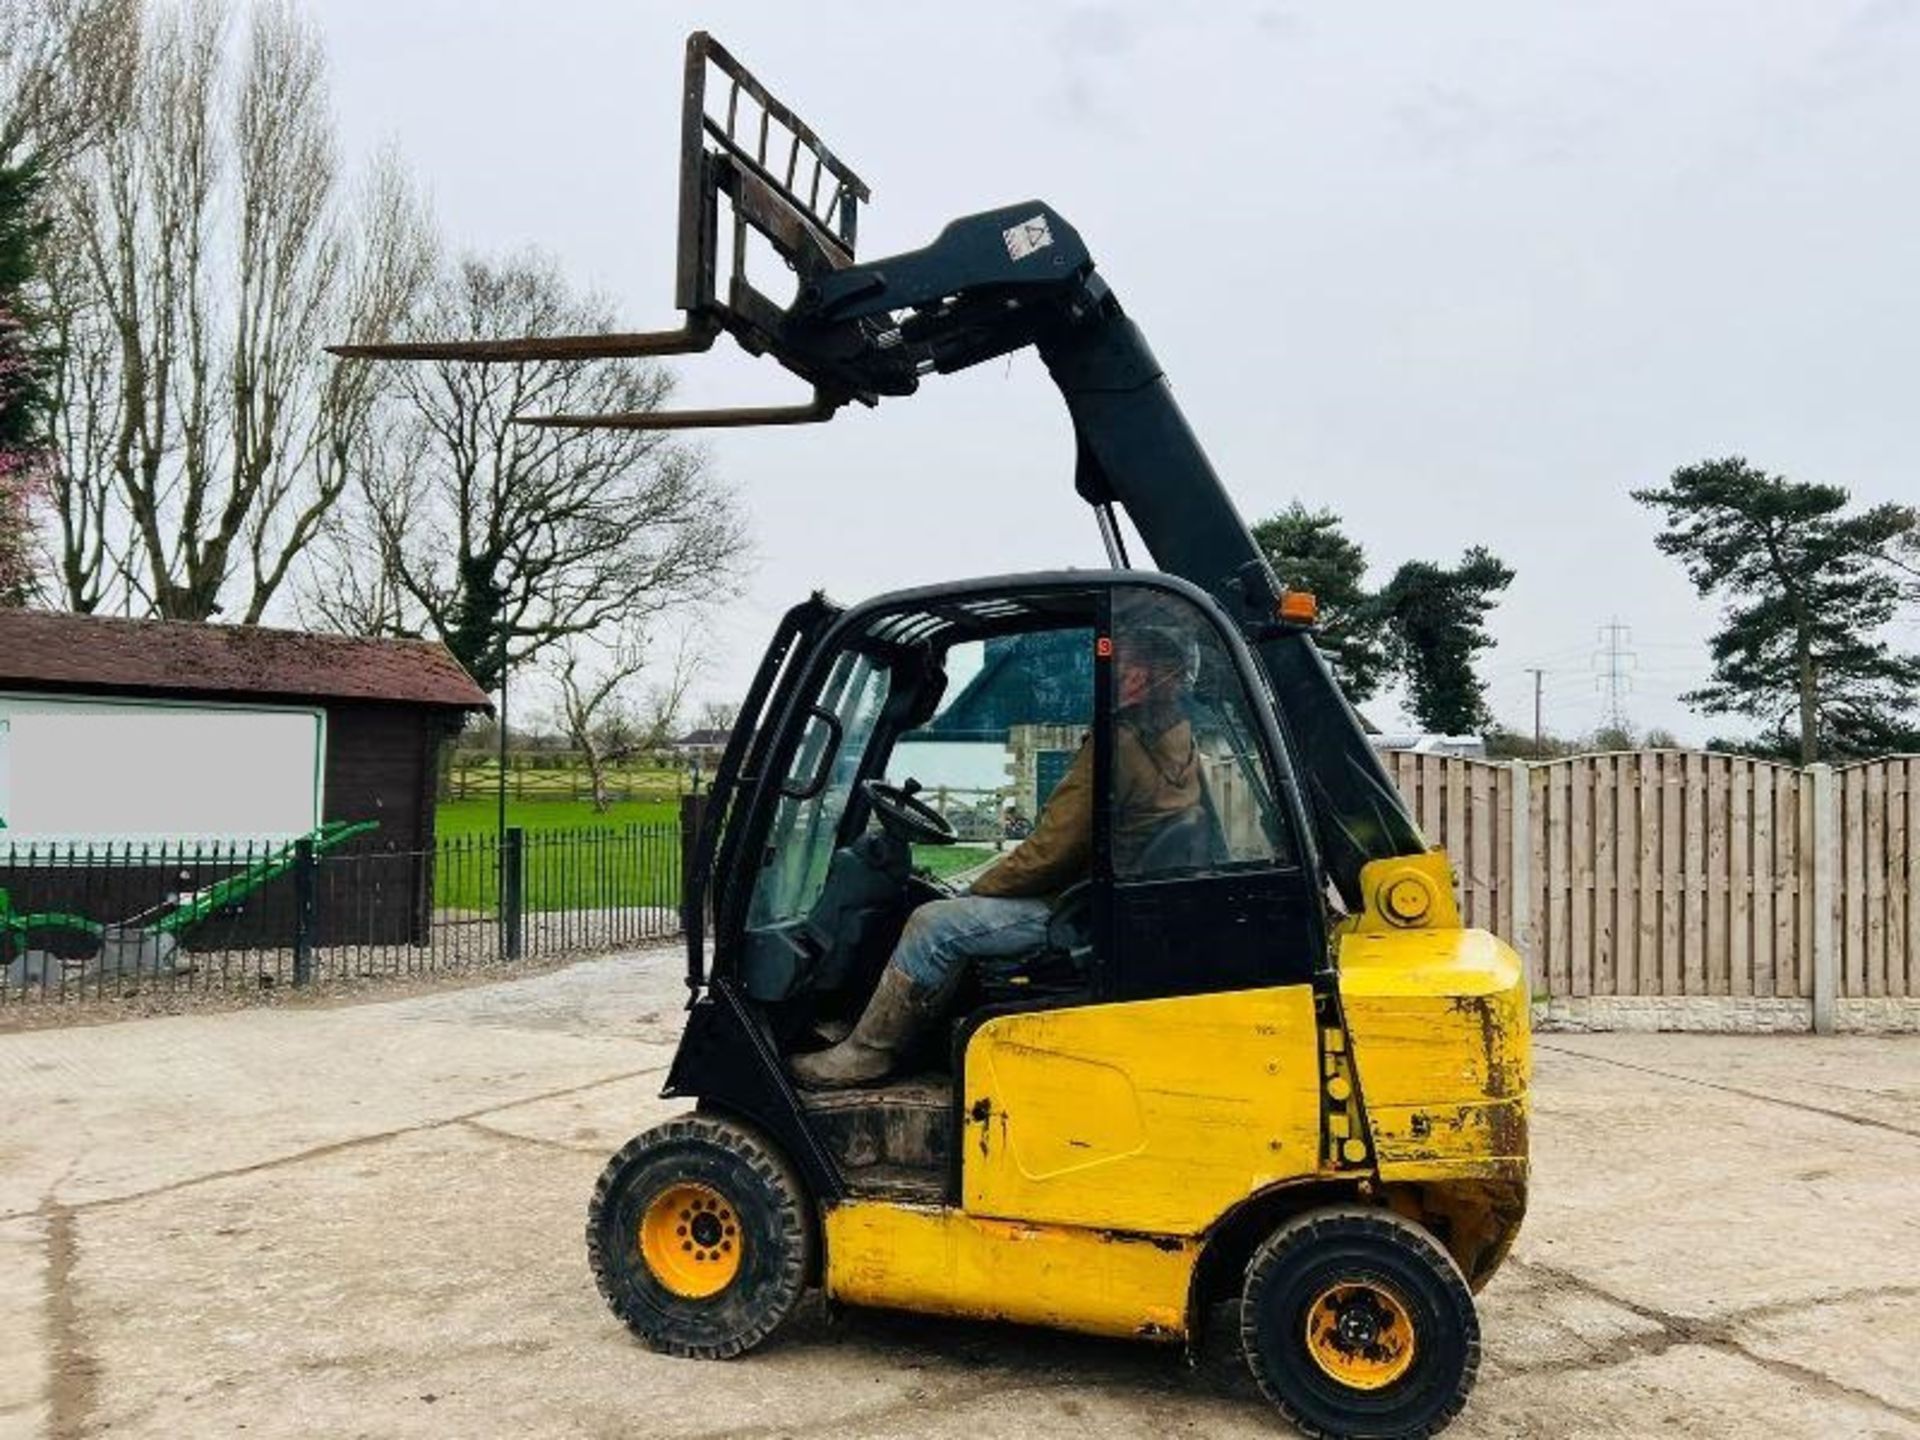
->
xmin=790 ymin=967 xmax=928 ymax=1090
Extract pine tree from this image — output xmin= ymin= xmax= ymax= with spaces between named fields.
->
xmin=1251 ymin=502 xmax=1391 ymax=703
xmin=1633 ymin=457 xmax=1920 ymax=762
xmin=1374 ymin=547 xmax=1515 ymax=734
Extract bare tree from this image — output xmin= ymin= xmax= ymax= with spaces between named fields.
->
xmin=551 ymin=628 xmax=703 ymax=812
xmin=347 ymin=251 xmax=747 ymax=691
xmin=39 ymin=0 xmax=432 ymax=619
xmin=637 ymin=633 xmax=705 ymax=754
xmin=40 ymin=218 xmax=122 ymax=609
xmin=296 ymin=491 xmax=411 ymax=636
xmin=0 ymin=0 xmax=139 ymax=170
xmin=553 ymin=636 xmax=646 ymax=814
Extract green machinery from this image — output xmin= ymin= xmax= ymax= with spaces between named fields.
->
xmin=1 ymin=819 xmax=377 ymax=981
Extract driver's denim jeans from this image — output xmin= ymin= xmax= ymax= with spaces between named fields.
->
xmin=889 ymin=894 xmax=1052 ymax=993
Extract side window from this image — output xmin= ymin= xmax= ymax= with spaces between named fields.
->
xmin=1109 ymin=592 xmax=1295 ymax=880
xmin=749 ymin=652 xmax=890 ymax=926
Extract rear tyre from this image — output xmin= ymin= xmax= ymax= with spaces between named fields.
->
xmin=587 ymin=1114 xmax=814 ymax=1359
xmin=1240 ymin=1205 xmax=1478 ymax=1439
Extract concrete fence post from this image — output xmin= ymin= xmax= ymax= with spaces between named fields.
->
xmin=1809 ymin=763 xmax=1837 ymax=1035
xmin=1508 ymin=761 xmax=1535 ymax=996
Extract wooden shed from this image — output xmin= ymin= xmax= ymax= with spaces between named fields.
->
xmin=0 ymin=612 xmax=489 ymax=946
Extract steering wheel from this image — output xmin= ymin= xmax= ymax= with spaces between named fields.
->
xmin=861 ymin=778 xmax=959 ymax=847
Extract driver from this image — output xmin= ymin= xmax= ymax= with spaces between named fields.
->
xmin=791 ymin=624 xmax=1202 ymax=1090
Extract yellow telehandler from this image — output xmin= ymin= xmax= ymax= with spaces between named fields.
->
xmin=335 ymin=34 xmax=1529 ymax=1438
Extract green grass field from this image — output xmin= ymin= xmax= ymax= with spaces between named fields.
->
xmin=431 ymin=798 xmax=998 ymax=911
xmin=913 ymin=844 xmax=999 ymax=880
xmin=433 ymin=797 xmax=684 ymax=912
xmin=435 ymin=796 xmax=680 ymax=838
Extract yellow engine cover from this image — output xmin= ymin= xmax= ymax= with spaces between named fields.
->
xmin=959 ymin=984 xmax=1323 ymax=1235
xmin=1339 ymin=925 xmax=1531 ymax=1186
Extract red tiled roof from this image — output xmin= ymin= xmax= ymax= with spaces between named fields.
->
xmin=0 ymin=610 xmax=491 ymax=710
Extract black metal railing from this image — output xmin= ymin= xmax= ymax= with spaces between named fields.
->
xmin=0 ymin=823 xmax=687 ymax=1005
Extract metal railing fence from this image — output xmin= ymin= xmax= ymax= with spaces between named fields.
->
xmin=0 ymin=823 xmax=686 ymax=1006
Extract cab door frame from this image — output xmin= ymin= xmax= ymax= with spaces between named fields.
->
xmin=1087 ymin=579 xmax=1330 ymax=1004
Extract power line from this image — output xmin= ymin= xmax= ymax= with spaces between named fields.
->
xmin=1593 ymin=617 xmax=1636 ymax=730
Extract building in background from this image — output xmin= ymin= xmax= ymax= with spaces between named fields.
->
xmin=0 ymin=612 xmax=489 ymax=944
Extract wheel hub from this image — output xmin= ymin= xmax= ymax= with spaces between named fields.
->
xmin=1305 ymin=1281 xmax=1416 ymax=1391
xmin=638 ymin=1181 xmax=742 ymax=1298
xmin=1338 ymin=1303 xmax=1382 ymax=1348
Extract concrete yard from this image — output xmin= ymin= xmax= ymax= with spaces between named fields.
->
xmin=1 ymin=950 xmax=1916 ymax=1440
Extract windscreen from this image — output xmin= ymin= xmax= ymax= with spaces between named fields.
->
xmin=747 ymin=651 xmax=891 ymax=928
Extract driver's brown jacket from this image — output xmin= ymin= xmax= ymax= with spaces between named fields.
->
xmin=969 ymin=720 xmax=1201 ymax=900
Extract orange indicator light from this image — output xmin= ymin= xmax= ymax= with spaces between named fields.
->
xmin=1278 ymin=591 xmax=1319 ymax=623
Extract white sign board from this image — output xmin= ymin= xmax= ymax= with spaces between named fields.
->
xmin=0 ymin=693 xmax=325 ymax=852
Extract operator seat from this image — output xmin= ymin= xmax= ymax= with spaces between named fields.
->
xmin=1130 ymin=805 xmax=1220 ymax=872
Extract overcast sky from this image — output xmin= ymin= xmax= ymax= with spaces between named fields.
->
xmin=319 ymin=1 xmax=1920 ymax=743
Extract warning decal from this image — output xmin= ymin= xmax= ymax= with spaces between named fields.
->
xmin=1003 ymin=214 xmax=1054 ymax=262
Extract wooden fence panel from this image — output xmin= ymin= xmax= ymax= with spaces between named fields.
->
xmin=1904 ymin=757 xmax=1919 ymax=999
xmin=1836 ymin=757 xmax=1920 ymax=1000
xmin=1872 ymin=762 xmax=1890 ymax=996
xmin=1750 ymin=763 xmax=1773 ymax=997
xmin=1635 ymin=751 xmax=1659 ymax=995
xmin=1612 ymin=756 xmax=1636 ymax=996
xmin=1736 ymin=758 xmax=1756 ymax=995
xmin=1659 ymin=753 xmax=1684 ymax=996
xmin=1680 ymin=752 xmax=1704 ymax=995
xmin=1547 ymin=763 xmax=1570 ymax=997
xmin=1373 ymin=748 xmax=1918 ymax=1002
xmin=1908 ymin=757 xmax=1919 ymax=998
xmin=1890 ymin=757 xmax=1909 ymax=998
xmin=1771 ymin=760 xmax=1802 ymax=999
xmin=1706 ymin=755 xmax=1728 ymax=996
xmin=1466 ymin=762 xmax=1492 ymax=930
xmin=1843 ymin=765 xmax=1866 ymax=999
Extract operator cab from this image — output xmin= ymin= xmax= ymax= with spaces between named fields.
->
xmin=739 ymin=586 xmax=1096 ymax=1023
xmin=683 ymin=571 xmax=1329 ymax=1203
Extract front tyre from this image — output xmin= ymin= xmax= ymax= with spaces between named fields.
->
xmin=1240 ymin=1206 xmax=1479 ymax=1439
xmin=587 ymin=1114 xmax=814 ymax=1359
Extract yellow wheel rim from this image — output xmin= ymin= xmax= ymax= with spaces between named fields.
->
xmin=1304 ymin=1281 xmax=1417 ymax=1391
xmin=639 ymin=1182 xmax=743 ymax=1299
